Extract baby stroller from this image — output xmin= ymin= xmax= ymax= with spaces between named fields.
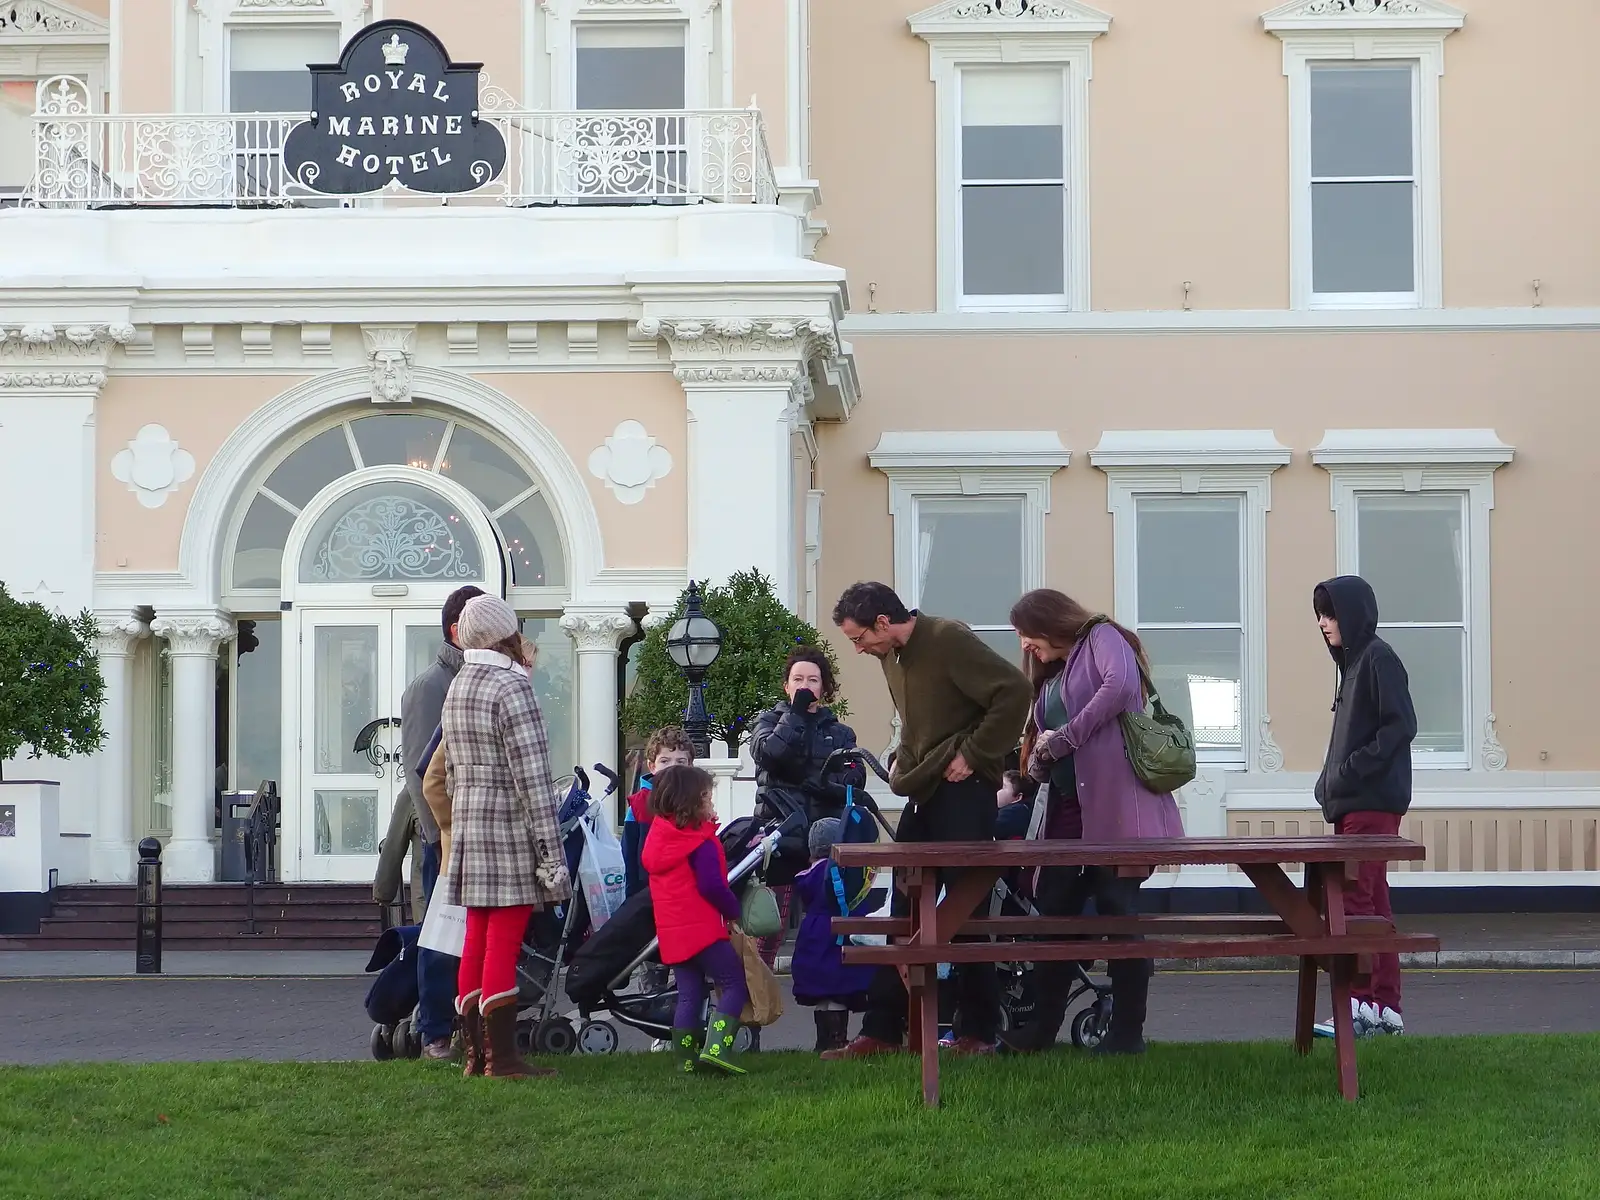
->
xmin=365 ymin=922 xmax=424 ymax=1060
xmin=819 ymin=747 xmax=1113 ymax=1049
xmin=562 ymin=811 xmax=810 ymax=1055
xmin=508 ymin=763 xmax=625 ymax=1057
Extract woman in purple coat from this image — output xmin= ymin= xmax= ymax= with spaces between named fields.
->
xmin=999 ymin=589 xmax=1184 ymax=1056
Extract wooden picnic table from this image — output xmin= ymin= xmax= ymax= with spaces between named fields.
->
xmin=832 ymin=835 xmax=1439 ymax=1108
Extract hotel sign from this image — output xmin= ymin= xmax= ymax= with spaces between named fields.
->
xmin=282 ymin=20 xmax=507 ymax=196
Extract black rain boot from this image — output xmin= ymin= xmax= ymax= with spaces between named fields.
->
xmin=998 ymin=960 xmax=1077 ymax=1053
xmin=1095 ymin=959 xmax=1151 ymax=1056
xmin=813 ymin=1009 xmax=850 ymax=1054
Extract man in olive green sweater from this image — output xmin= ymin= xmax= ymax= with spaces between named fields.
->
xmin=824 ymin=581 xmax=1032 ymax=1059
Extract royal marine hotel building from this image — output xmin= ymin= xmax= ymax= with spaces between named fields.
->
xmin=1 ymin=0 xmax=1597 ymax=901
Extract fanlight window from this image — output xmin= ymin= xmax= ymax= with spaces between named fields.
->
xmin=298 ymin=481 xmax=484 ymax=584
xmin=228 ymin=412 xmax=567 ymax=593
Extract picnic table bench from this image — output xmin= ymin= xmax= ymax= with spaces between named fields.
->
xmin=831 ymin=835 xmax=1439 ymax=1108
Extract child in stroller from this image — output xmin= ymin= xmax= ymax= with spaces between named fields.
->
xmin=562 ymin=808 xmax=809 ymax=1057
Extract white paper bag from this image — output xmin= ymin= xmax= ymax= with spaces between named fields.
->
xmin=418 ymin=882 xmax=467 ymax=957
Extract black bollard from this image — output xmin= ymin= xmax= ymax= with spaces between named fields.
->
xmin=135 ymin=837 xmax=163 ymax=975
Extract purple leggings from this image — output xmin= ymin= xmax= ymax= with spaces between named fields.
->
xmin=671 ymin=939 xmax=749 ymax=1029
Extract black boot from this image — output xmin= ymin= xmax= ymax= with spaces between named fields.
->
xmin=813 ymin=1009 xmax=850 ymax=1054
xmin=1095 ymin=959 xmax=1151 ymax=1056
xmin=998 ymin=960 xmax=1077 ymax=1053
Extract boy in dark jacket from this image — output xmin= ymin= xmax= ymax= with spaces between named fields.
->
xmin=1310 ymin=576 xmax=1418 ymax=1038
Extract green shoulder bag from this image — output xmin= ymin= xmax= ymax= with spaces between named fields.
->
xmin=1083 ymin=617 xmax=1197 ymax=795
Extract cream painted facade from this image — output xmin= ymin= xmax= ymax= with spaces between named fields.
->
xmin=1 ymin=0 xmax=1596 ymax=890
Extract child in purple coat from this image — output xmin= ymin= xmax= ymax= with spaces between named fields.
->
xmin=790 ymin=818 xmax=879 ymax=1054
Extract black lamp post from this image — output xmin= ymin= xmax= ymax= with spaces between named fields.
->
xmin=664 ymin=580 xmax=723 ymax=759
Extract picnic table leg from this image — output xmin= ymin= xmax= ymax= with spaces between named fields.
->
xmin=1294 ymin=955 xmax=1318 ymax=1054
xmin=1329 ymin=954 xmax=1360 ymax=1102
xmin=910 ymin=965 xmax=940 ymax=1108
xmin=904 ymin=868 xmax=926 ymax=1055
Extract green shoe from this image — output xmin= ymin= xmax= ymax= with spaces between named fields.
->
xmin=697 ymin=1012 xmax=747 ymax=1076
xmin=669 ymin=1026 xmax=702 ymax=1074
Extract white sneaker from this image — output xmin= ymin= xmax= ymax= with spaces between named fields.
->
xmin=1313 ymin=997 xmax=1375 ymax=1039
xmin=649 ymin=1038 xmax=669 ymax=1053
xmin=1372 ymin=1006 xmax=1404 ymax=1035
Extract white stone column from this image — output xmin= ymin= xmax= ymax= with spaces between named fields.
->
xmin=682 ymin=377 xmax=799 ymax=604
xmin=638 ymin=315 xmax=843 ymax=611
xmin=91 ymin=612 xmax=149 ymax=882
xmin=559 ymin=609 xmax=637 ymax=781
xmin=0 ymin=338 xmax=124 ymax=832
xmin=150 ymin=611 xmax=234 ymax=882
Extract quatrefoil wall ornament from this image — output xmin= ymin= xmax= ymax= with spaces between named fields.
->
xmin=588 ymin=420 xmax=672 ymax=505
xmin=111 ymin=424 xmax=196 ymax=509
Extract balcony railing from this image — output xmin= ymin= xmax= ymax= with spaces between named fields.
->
xmin=24 ymin=76 xmax=778 ymax=209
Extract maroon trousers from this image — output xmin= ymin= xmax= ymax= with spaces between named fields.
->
xmin=1335 ymin=810 xmax=1403 ymax=1013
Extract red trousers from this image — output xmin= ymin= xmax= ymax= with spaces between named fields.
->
xmin=457 ymin=905 xmax=533 ymax=1008
xmin=1336 ymin=811 xmax=1402 ymax=1013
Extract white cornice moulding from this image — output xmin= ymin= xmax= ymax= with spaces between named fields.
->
xmin=1311 ymin=428 xmax=1515 ymax=467
xmin=839 ymin=308 xmax=1600 ymax=335
xmin=869 ymin=430 xmax=1071 ymax=471
xmin=1090 ymin=430 xmax=1291 ymax=469
xmin=1260 ymin=0 xmax=1465 ymax=35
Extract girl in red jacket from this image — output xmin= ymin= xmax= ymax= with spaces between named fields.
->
xmin=641 ymin=765 xmax=750 ymax=1075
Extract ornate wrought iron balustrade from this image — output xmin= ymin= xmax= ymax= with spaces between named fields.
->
xmin=26 ymin=76 xmax=778 ymax=209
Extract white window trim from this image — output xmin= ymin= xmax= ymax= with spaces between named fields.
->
xmin=0 ymin=0 xmax=109 ymax=120
xmin=1091 ymin=430 xmax=1292 ymax=773
xmin=909 ymin=0 xmax=1110 ymax=314
xmin=192 ymin=0 xmax=366 ymax=114
xmin=1262 ymin=0 xmax=1465 ymax=311
xmin=1312 ymin=427 xmax=1514 ymax=772
xmin=539 ymin=0 xmax=717 ymax=111
xmin=869 ymin=430 xmax=1071 ymax=616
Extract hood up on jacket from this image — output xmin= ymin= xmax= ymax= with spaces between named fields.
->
xmin=1314 ymin=575 xmax=1381 ymax=669
xmin=639 ymin=816 xmax=716 ymax=874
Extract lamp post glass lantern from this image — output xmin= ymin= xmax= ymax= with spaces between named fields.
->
xmin=665 ymin=581 xmax=723 ymax=758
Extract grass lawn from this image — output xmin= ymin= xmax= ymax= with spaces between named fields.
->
xmin=3 ymin=1036 xmax=1598 ymax=1200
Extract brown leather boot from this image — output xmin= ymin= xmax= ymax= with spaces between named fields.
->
xmin=481 ymin=996 xmax=557 ymax=1080
xmin=457 ymin=991 xmax=484 ymax=1078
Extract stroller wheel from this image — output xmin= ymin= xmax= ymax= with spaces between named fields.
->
xmin=732 ymin=1025 xmax=761 ymax=1054
xmin=534 ymin=1017 xmax=579 ymax=1056
xmin=577 ymin=1020 xmax=620 ymax=1055
xmin=1070 ymin=1000 xmax=1110 ymax=1050
xmin=514 ymin=1021 xmax=535 ymax=1058
xmin=391 ymin=1016 xmax=418 ymax=1059
xmin=370 ymin=1024 xmax=395 ymax=1061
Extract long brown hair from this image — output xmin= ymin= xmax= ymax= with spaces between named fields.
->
xmin=1010 ymin=589 xmax=1148 ymax=762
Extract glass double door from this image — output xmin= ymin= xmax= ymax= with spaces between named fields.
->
xmin=298 ymin=608 xmax=441 ymax=882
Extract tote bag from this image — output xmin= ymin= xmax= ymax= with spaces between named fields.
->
xmin=1082 ymin=618 xmax=1197 ymax=794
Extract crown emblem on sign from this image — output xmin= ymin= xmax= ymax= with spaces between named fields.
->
xmin=382 ymin=33 xmax=409 ymax=66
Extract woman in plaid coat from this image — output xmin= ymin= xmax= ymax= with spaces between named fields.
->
xmin=442 ymin=595 xmax=571 ymax=1080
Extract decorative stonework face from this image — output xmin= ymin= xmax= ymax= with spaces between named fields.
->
xmin=110 ymin=424 xmax=196 ymax=509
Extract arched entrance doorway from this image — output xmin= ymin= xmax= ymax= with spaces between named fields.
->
xmin=218 ymin=407 xmax=573 ymax=882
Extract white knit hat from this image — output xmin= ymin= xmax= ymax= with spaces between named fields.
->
xmin=456 ymin=595 xmax=519 ymax=650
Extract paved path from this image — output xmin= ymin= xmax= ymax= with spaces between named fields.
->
xmin=2 ymin=970 xmax=1595 ymax=1066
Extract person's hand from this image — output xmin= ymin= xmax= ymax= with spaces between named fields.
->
xmin=1026 ymin=747 xmax=1052 ymax=783
xmin=791 ymin=688 xmax=818 ymax=713
xmin=944 ymin=752 xmax=973 ymax=783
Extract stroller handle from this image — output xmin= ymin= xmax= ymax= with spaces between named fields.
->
xmin=820 ymin=746 xmax=894 ymax=788
xmin=591 ymin=762 xmax=621 ymax=794
xmin=572 ymin=766 xmax=591 ymax=795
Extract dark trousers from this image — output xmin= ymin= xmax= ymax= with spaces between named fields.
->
xmin=1030 ymin=863 xmax=1151 ymax=1021
xmin=860 ymin=776 xmax=1001 ymax=1045
xmin=1337 ymin=810 xmax=1403 ymax=1012
xmin=416 ymin=840 xmax=459 ymax=1042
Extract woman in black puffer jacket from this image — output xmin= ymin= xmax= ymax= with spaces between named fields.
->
xmin=748 ymin=646 xmax=865 ymax=963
